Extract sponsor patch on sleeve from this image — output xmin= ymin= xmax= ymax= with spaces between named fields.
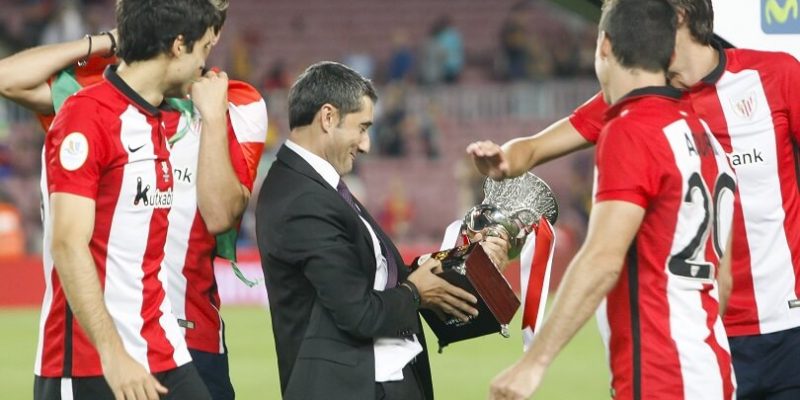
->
xmin=59 ymin=132 xmax=89 ymax=171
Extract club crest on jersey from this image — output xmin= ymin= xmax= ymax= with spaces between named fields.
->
xmin=134 ymin=177 xmax=173 ymax=208
xmin=161 ymin=161 xmax=171 ymax=182
xmin=59 ymin=132 xmax=89 ymax=171
xmin=730 ymin=92 xmax=758 ymax=120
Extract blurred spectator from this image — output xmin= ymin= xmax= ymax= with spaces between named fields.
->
xmin=40 ymin=0 xmax=86 ymax=45
xmin=343 ymin=51 xmax=375 ymax=79
xmin=497 ymin=2 xmax=554 ymax=81
xmin=0 ymin=199 xmax=25 ymax=258
xmin=387 ymin=29 xmax=414 ymax=83
xmin=262 ymin=60 xmax=291 ymax=91
xmin=229 ymin=28 xmax=261 ymax=82
xmin=378 ymin=179 xmax=414 ymax=240
xmin=420 ymin=16 xmax=463 ymax=85
xmin=374 ymin=84 xmax=409 ymax=157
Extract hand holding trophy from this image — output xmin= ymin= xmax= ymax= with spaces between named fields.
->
xmin=414 ymin=172 xmax=558 ymax=351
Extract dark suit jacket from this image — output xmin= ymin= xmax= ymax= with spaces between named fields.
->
xmin=255 ymin=145 xmax=434 ymax=400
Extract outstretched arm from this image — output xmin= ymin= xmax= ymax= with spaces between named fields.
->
xmin=467 ymin=117 xmax=592 ymax=180
xmin=0 ymin=31 xmax=117 ymax=115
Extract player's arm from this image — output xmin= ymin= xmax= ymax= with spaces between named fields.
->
xmin=717 ymin=232 xmax=733 ymax=316
xmin=50 ymin=193 xmax=167 ymax=400
xmin=489 ymin=200 xmax=644 ymax=400
xmin=0 ymin=31 xmax=117 ymax=115
xmin=467 ymin=117 xmax=592 ymax=180
xmin=193 ymin=70 xmax=250 ymax=234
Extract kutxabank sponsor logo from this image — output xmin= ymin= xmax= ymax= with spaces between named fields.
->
xmin=134 ymin=177 xmax=173 ymax=208
xmin=762 ymin=0 xmax=800 ymax=34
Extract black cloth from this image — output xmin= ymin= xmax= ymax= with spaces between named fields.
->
xmin=729 ymin=325 xmax=800 ymax=399
xmin=189 ymin=348 xmax=235 ymax=400
xmin=255 ymin=145 xmax=433 ymax=400
xmin=33 ymin=363 xmax=211 ymax=400
xmin=375 ymin=362 xmax=425 ymax=400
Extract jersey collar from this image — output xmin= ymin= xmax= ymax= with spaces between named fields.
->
xmin=605 ymin=86 xmax=683 ymax=120
xmin=699 ymin=41 xmax=727 ymax=86
xmin=104 ymin=65 xmax=162 ymax=116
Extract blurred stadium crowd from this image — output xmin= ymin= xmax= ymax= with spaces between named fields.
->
xmin=0 ymin=0 xmax=599 ymax=259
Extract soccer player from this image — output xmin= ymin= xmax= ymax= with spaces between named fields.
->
xmin=488 ymin=0 xmax=736 ymax=399
xmin=472 ymin=0 xmax=800 ymax=397
xmin=31 ymin=0 xmax=225 ymax=398
xmin=0 ymin=3 xmax=267 ymax=400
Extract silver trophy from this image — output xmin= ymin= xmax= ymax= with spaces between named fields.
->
xmin=462 ymin=172 xmax=559 ymax=260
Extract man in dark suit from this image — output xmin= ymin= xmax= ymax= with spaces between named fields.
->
xmin=256 ymin=61 xmax=508 ymax=400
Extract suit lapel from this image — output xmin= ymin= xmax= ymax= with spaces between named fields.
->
xmin=277 ymin=145 xmax=379 ymax=272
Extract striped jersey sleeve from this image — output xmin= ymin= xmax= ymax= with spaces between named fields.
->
xmin=45 ymin=96 xmax=108 ymax=199
xmin=226 ymin=80 xmax=267 ymax=190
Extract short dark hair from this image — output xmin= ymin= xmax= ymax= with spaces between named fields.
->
xmin=116 ymin=0 xmax=222 ymax=63
xmin=667 ymin=0 xmax=714 ymax=46
xmin=210 ymin=0 xmax=229 ymax=34
xmin=288 ymin=61 xmax=378 ymax=130
xmin=599 ymin=0 xmax=677 ymax=73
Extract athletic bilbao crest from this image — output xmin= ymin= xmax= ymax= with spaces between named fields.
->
xmin=731 ymin=92 xmax=757 ymax=120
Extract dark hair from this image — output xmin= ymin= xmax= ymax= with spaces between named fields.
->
xmin=116 ymin=0 xmax=222 ymax=63
xmin=288 ymin=61 xmax=378 ymax=130
xmin=599 ymin=0 xmax=677 ymax=73
xmin=210 ymin=0 xmax=229 ymax=34
xmin=667 ymin=0 xmax=714 ymax=45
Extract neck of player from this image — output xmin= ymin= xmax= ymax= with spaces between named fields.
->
xmin=670 ymin=32 xmax=719 ymax=89
xmin=607 ymin=68 xmax=667 ymax=105
xmin=116 ymin=60 xmax=169 ymax=108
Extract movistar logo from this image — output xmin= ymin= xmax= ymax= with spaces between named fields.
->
xmin=762 ymin=0 xmax=800 ymax=33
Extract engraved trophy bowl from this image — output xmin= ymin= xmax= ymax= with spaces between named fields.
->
xmin=463 ymin=172 xmax=559 ymax=260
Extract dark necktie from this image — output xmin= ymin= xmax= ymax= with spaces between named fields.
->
xmin=337 ymin=180 xmax=399 ymax=287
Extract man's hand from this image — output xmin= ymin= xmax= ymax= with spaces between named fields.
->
xmin=467 ymin=140 xmax=510 ymax=180
xmin=191 ymin=69 xmax=228 ymax=120
xmin=101 ymin=348 xmax=168 ymax=400
xmin=407 ymin=258 xmax=479 ymax=322
xmin=470 ymin=230 xmax=511 ymax=272
xmin=488 ymin=361 xmax=546 ymax=400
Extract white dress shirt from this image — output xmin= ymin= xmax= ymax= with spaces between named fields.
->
xmin=284 ymin=140 xmax=422 ymax=382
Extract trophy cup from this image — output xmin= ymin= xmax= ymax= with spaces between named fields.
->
xmin=414 ymin=172 xmax=558 ymax=351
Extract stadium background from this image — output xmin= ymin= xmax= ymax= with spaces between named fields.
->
xmin=0 ymin=0 xmax=796 ymax=398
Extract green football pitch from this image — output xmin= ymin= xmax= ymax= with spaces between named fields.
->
xmin=0 ymin=306 xmax=608 ymax=399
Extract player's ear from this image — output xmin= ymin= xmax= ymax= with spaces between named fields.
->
xmin=598 ymin=31 xmax=612 ymax=61
xmin=170 ymin=35 xmax=185 ymax=58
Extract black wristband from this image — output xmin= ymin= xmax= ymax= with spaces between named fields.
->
xmin=100 ymin=31 xmax=117 ymax=58
xmin=78 ymin=34 xmax=92 ymax=67
xmin=401 ymin=281 xmax=421 ymax=308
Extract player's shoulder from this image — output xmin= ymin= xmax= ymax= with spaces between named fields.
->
xmin=227 ymin=80 xmax=264 ymax=106
xmin=726 ymin=48 xmax=799 ymax=72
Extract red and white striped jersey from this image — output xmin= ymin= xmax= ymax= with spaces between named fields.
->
xmin=36 ymin=67 xmax=191 ymax=377
xmin=571 ymin=46 xmax=800 ymax=337
xmin=594 ymin=87 xmax=735 ymax=400
xmin=162 ymin=80 xmax=266 ymax=353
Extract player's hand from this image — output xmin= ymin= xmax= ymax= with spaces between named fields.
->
xmin=191 ymin=69 xmax=229 ymax=122
xmin=101 ymin=348 xmax=167 ymax=400
xmin=408 ymin=258 xmax=479 ymax=322
xmin=467 ymin=140 xmax=510 ymax=180
xmin=475 ymin=231 xmax=511 ymax=272
xmin=488 ymin=361 xmax=545 ymax=400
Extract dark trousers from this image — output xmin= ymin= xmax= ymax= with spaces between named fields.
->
xmin=34 ymin=362 xmax=211 ymax=400
xmin=375 ymin=362 xmax=425 ymax=400
xmin=730 ymin=325 xmax=800 ymax=400
xmin=190 ymin=348 xmax=235 ymax=400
